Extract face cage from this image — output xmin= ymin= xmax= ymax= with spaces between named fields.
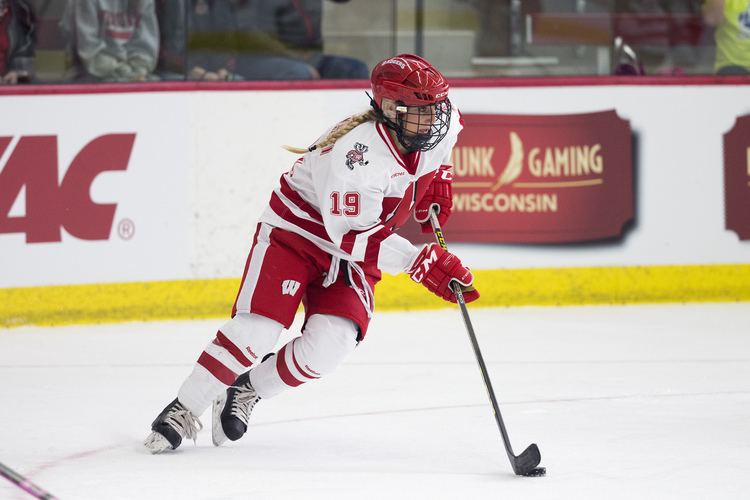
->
xmin=388 ymin=99 xmax=452 ymax=152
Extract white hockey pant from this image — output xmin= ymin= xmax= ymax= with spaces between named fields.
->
xmin=177 ymin=312 xmax=282 ymax=415
xmin=177 ymin=313 xmax=357 ymax=415
xmin=249 ymin=314 xmax=358 ymax=399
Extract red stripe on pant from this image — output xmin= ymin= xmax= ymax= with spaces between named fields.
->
xmin=275 ymin=344 xmax=317 ymax=388
xmin=290 ymin=341 xmax=320 ymax=380
xmin=197 ymin=352 xmax=238 ymax=386
xmin=214 ymin=330 xmax=254 ymax=368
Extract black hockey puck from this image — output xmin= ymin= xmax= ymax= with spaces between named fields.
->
xmin=522 ymin=467 xmax=546 ymax=477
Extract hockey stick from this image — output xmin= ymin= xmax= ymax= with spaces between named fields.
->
xmin=0 ymin=461 xmax=59 ymax=499
xmin=429 ymin=210 xmax=546 ymax=477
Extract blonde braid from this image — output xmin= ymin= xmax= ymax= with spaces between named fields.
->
xmin=283 ymin=110 xmax=377 ymax=154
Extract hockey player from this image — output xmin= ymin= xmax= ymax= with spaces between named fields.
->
xmin=144 ymin=53 xmax=479 ymax=454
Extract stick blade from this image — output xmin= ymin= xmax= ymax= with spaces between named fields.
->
xmin=513 ymin=443 xmax=545 ymax=477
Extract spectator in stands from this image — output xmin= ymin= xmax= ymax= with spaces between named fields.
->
xmin=703 ymin=0 xmax=750 ymax=74
xmin=615 ymin=0 xmax=704 ymax=75
xmin=156 ymin=0 xmax=367 ymax=81
xmin=156 ymin=0 xmax=295 ymax=81
xmin=156 ymin=0 xmax=247 ymax=81
xmin=460 ymin=0 xmax=513 ymax=58
xmin=0 ymin=0 xmax=35 ymax=84
xmin=154 ymin=0 xmax=187 ymax=79
xmin=61 ymin=0 xmax=160 ymax=82
xmin=249 ymin=0 xmax=369 ymax=79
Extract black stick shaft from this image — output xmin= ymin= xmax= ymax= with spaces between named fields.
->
xmin=429 ymin=212 xmax=520 ymax=471
xmin=0 ymin=461 xmax=58 ymax=500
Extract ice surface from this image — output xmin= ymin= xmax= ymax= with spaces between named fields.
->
xmin=1 ymin=303 xmax=749 ymax=499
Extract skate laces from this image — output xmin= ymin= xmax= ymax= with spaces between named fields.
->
xmin=230 ymin=381 xmax=259 ymax=424
xmin=165 ymin=403 xmax=203 ymax=443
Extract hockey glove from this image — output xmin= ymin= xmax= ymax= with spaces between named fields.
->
xmin=408 ymin=244 xmax=479 ymax=303
xmin=414 ymin=165 xmax=453 ymax=234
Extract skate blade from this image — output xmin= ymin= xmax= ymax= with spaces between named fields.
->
xmin=144 ymin=432 xmax=173 ymax=454
xmin=211 ymin=394 xmax=229 ymax=447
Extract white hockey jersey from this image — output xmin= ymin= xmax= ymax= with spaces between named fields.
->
xmin=260 ymin=109 xmax=463 ymax=276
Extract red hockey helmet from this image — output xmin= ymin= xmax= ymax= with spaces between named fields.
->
xmin=371 ymin=54 xmax=450 ymax=107
xmin=370 ymin=54 xmax=452 ymax=152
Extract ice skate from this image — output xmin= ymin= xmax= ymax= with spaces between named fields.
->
xmin=212 ymin=371 xmax=261 ymax=446
xmin=144 ymin=398 xmax=203 ymax=454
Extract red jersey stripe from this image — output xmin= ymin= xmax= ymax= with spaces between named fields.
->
xmin=363 ymin=226 xmax=393 ymax=267
xmin=376 ymin=122 xmax=407 ymax=169
xmin=384 ymin=182 xmax=415 ymax=229
xmin=380 ymin=196 xmax=401 ymax=221
xmin=269 ymin=192 xmax=334 ymax=245
xmin=341 ymin=232 xmax=356 ymax=254
xmin=376 ymin=122 xmax=421 ymax=175
xmin=279 ymin=175 xmax=323 ymax=223
xmin=280 ymin=174 xmax=381 ymax=255
xmin=270 ymin=192 xmax=388 ymax=258
xmin=340 ymin=222 xmax=391 ymax=256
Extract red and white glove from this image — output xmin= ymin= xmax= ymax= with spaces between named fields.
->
xmin=408 ymin=244 xmax=479 ymax=303
xmin=414 ymin=165 xmax=453 ymax=234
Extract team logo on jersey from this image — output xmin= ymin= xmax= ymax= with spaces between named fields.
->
xmin=281 ymin=279 xmax=301 ymax=296
xmin=345 ymin=143 xmax=370 ymax=170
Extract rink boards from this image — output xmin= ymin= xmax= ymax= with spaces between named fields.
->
xmin=1 ymin=80 xmax=749 ymax=326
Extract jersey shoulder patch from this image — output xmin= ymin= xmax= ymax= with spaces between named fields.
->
xmin=329 ymin=121 xmax=380 ymax=172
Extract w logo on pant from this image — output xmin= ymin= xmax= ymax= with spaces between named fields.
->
xmin=281 ymin=279 xmax=301 ymax=296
